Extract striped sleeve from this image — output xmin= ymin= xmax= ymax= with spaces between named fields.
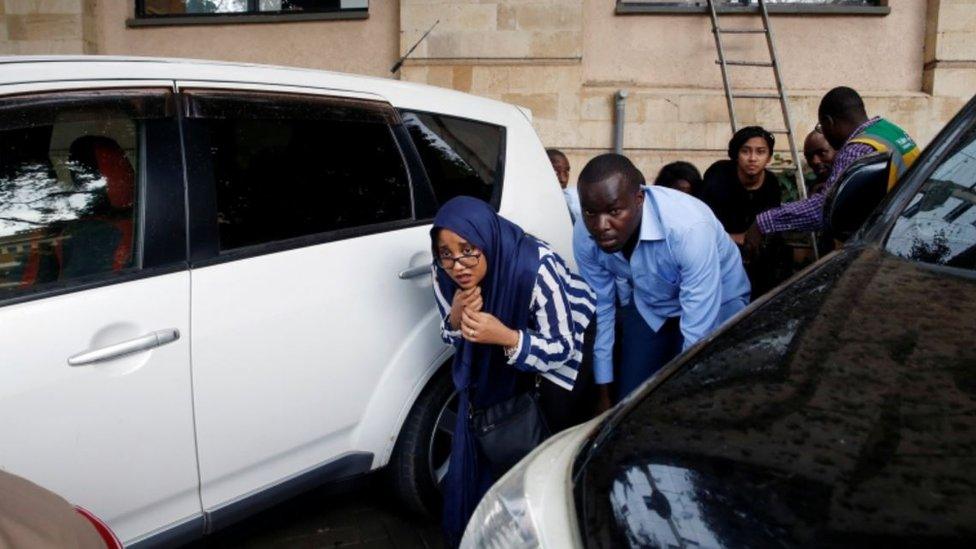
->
xmin=432 ymin=266 xmax=462 ymax=346
xmin=507 ymin=250 xmax=596 ymax=391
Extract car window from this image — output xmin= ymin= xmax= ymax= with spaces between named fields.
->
xmin=400 ymin=110 xmax=504 ymax=211
xmin=0 ymin=89 xmax=170 ymax=300
xmin=886 ymin=124 xmax=976 ymax=271
xmin=183 ymin=90 xmax=412 ymax=252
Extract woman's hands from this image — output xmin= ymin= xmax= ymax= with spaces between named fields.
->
xmin=449 ymin=286 xmax=519 ymax=348
xmin=449 ymin=286 xmax=483 ymax=330
xmin=461 ymin=308 xmax=519 ymax=348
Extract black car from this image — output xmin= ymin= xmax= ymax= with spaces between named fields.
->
xmin=460 ymin=94 xmax=976 ymax=548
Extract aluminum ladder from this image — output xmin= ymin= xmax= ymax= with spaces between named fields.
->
xmin=707 ymin=0 xmax=819 ymax=258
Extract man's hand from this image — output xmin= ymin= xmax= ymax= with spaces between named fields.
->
xmin=743 ymin=221 xmax=764 ymax=261
xmin=596 ymin=385 xmax=613 ymax=413
xmin=449 ymin=286 xmax=482 ymax=330
xmin=460 ymin=308 xmax=519 ymax=348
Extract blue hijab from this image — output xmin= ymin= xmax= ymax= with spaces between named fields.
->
xmin=430 ymin=196 xmax=542 ymax=546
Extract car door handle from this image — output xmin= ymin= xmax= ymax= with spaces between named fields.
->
xmin=68 ymin=329 xmax=181 ymax=367
xmin=398 ymin=265 xmax=430 ymax=280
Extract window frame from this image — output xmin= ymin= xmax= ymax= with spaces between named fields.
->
xmin=0 ymin=86 xmax=188 ymax=309
xmin=615 ymin=0 xmax=889 ymax=16
xmin=398 ymin=108 xmax=508 ymax=218
xmin=130 ymin=0 xmax=368 ymax=27
xmin=179 ymin=87 xmax=428 ymax=269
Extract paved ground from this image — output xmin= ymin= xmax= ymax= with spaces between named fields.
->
xmin=184 ymin=475 xmax=443 ymax=549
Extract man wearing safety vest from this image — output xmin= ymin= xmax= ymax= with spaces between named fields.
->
xmin=744 ymin=86 xmax=918 ymax=254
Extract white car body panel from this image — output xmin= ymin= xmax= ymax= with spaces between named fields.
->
xmin=0 ymin=56 xmax=573 ymax=544
xmin=190 ymin=225 xmax=435 ymax=509
xmin=0 ymin=272 xmax=198 ymax=544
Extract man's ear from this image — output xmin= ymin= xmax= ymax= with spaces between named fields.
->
xmin=635 ymin=188 xmax=645 ymax=207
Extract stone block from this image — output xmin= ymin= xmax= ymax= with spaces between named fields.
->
xmin=529 ymin=30 xmax=582 ymax=58
xmin=5 ymin=13 xmax=82 ymax=41
xmin=470 ymin=65 xmax=512 ymax=95
xmin=938 ymin=2 xmax=976 ymax=33
xmin=505 ymin=64 xmax=580 ymax=92
xmin=674 ymin=122 xmax=708 ymax=150
xmin=936 ymin=31 xmax=976 ymax=60
xmin=501 ymin=92 xmax=559 ymax=120
xmin=497 ymin=4 xmax=516 ymax=31
xmin=515 ymin=4 xmax=582 ymax=31
xmin=644 ymin=96 xmax=681 ymax=123
xmin=452 ymin=66 xmax=474 ymax=93
xmin=580 ymin=94 xmax=613 ymax=122
xmin=425 ymin=66 xmax=456 ymax=89
xmin=926 ymin=66 xmax=976 ymax=100
xmin=576 ymin=120 xmax=613 ymax=148
xmin=678 ymin=94 xmax=729 ymax=123
xmin=4 ymin=0 xmax=83 ymax=15
xmin=10 ymin=39 xmax=85 ymax=54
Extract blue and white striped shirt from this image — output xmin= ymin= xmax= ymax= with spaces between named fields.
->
xmin=433 ymin=240 xmax=596 ymax=391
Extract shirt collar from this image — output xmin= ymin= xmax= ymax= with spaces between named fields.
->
xmin=843 ymin=116 xmax=880 ymax=148
xmin=638 ymin=187 xmax=665 ymax=241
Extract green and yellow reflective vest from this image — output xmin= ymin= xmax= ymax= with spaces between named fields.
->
xmin=848 ymin=117 xmax=920 ymax=191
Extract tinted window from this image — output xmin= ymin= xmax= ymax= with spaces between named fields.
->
xmin=401 ymin=110 xmax=504 ymax=209
xmin=184 ymin=91 xmax=412 ymax=252
xmin=886 ymin=124 xmax=976 ymax=272
xmin=0 ymin=90 xmax=170 ymax=299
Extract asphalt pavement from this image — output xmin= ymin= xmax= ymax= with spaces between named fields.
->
xmin=184 ymin=475 xmax=443 ymax=549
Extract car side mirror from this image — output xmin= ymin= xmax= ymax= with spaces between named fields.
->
xmin=824 ymin=152 xmax=892 ymax=242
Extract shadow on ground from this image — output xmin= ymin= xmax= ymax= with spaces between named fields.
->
xmin=183 ymin=474 xmax=443 ymax=549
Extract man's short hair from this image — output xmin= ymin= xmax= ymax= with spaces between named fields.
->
xmin=728 ymin=126 xmax=775 ymax=160
xmin=654 ymin=161 xmax=703 ymax=195
xmin=818 ymin=86 xmax=867 ymax=123
xmin=546 ymin=148 xmax=568 ymax=163
xmin=578 ymin=153 xmax=644 ymax=193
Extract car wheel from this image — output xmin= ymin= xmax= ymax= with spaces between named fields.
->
xmin=389 ymin=370 xmax=459 ymax=518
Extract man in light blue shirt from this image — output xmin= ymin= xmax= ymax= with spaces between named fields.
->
xmin=573 ymin=154 xmax=750 ymax=409
xmin=547 ymin=148 xmax=582 ymax=224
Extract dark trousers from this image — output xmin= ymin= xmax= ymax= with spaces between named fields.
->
xmin=538 ymin=322 xmax=597 ymax=433
xmin=614 ymin=303 xmax=683 ymax=403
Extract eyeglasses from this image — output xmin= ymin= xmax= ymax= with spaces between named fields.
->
xmin=439 ymin=251 xmax=482 ymax=270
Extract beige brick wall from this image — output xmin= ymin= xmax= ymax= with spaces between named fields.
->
xmin=401 ymin=0 xmax=583 ymax=59
xmin=401 ymin=1 xmax=970 ymax=187
xmin=924 ymin=0 xmax=976 ymax=99
xmin=0 ymin=0 xmax=90 ymax=54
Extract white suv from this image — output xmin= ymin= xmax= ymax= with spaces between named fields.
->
xmin=0 ymin=56 xmax=573 ymax=547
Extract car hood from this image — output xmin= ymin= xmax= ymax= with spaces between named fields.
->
xmin=575 ymin=246 xmax=976 ymax=547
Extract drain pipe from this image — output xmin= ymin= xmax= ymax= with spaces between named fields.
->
xmin=613 ymin=90 xmax=628 ymax=155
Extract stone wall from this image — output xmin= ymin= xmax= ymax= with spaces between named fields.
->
xmin=400 ymin=0 xmax=971 ymax=183
xmin=924 ymin=0 xmax=976 ymax=100
xmin=0 ymin=0 xmax=95 ymax=54
xmin=0 ymin=0 xmax=970 ymax=184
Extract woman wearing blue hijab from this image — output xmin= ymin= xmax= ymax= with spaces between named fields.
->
xmin=430 ymin=196 xmax=595 ymax=546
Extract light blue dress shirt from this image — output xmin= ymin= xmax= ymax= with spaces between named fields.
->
xmin=563 ymin=186 xmax=582 ymax=224
xmin=573 ymin=186 xmax=751 ymax=384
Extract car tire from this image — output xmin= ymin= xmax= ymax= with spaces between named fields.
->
xmin=388 ymin=368 xmax=458 ymax=518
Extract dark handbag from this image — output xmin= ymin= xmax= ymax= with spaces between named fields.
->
xmin=470 ymin=388 xmax=551 ymax=476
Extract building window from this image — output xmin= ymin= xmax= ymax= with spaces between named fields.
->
xmin=616 ymin=0 xmax=888 ymax=15
xmin=136 ymin=0 xmax=367 ymax=18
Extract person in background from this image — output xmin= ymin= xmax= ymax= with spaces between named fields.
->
xmin=744 ymin=86 xmax=919 ymax=256
xmin=701 ymin=127 xmax=781 ymax=245
xmin=803 ymin=127 xmax=836 ymax=195
xmin=654 ymin=161 xmax=704 ymax=198
xmin=574 ymin=154 xmax=750 ymax=410
xmin=547 ymin=148 xmax=581 ymax=224
xmin=431 ymin=196 xmax=595 ymax=547
xmin=700 ymin=126 xmax=786 ymax=297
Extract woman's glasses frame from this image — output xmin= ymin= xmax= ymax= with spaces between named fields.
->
xmin=438 ymin=251 xmax=483 ymax=270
